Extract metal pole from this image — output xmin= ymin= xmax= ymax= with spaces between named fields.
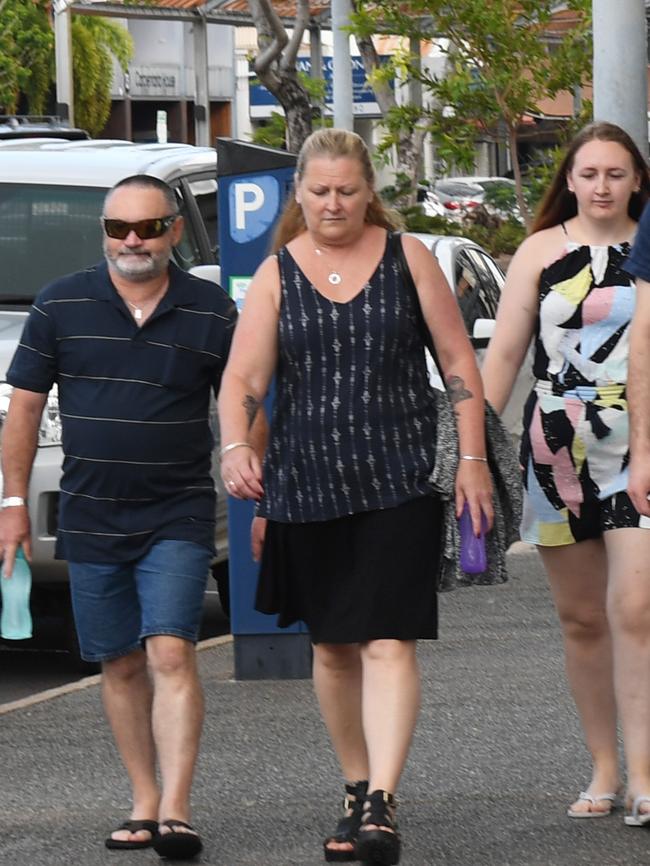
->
xmin=592 ymin=0 xmax=648 ymax=155
xmin=331 ymin=0 xmax=354 ymax=130
xmin=193 ymin=15 xmax=211 ymax=147
xmin=309 ymin=23 xmax=324 ymax=120
xmin=53 ymin=0 xmax=75 ymax=125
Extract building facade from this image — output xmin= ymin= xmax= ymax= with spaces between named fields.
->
xmin=101 ymin=18 xmax=235 ymax=143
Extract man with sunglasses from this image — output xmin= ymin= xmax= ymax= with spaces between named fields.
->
xmin=0 ymin=174 xmax=242 ymax=859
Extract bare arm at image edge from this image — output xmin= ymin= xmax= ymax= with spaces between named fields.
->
xmin=0 ymin=388 xmax=48 ymax=573
xmin=627 ymin=277 xmax=650 ymax=516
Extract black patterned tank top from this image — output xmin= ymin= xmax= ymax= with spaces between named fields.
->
xmin=257 ymin=230 xmax=438 ymax=523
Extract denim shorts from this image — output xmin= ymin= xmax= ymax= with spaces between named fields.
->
xmin=68 ymin=539 xmax=213 ymax=662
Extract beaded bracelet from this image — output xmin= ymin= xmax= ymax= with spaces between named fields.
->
xmin=219 ymin=441 xmax=254 ymax=459
xmin=460 ymin=455 xmax=488 ymax=463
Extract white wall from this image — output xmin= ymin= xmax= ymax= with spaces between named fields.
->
xmin=129 ymin=20 xmax=181 ymax=65
xmin=109 ymin=19 xmax=235 ymax=101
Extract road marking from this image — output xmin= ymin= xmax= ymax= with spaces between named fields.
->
xmin=0 ymin=633 xmax=233 ymax=716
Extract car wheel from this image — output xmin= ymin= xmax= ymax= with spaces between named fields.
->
xmin=211 ymin=560 xmax=230 ymax=619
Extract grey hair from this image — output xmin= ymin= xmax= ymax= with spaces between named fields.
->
xmin=104 ymin=174 xmax=179 ymax=215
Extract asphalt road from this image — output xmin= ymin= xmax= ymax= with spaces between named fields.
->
xmin=0 ymin=590 xmax=229 ymax=705
xmin=9 ymin=546 xmax=650 ymax=866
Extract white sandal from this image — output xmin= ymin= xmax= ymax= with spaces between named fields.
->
xmin=567 ymin=791 xmax=617 ymax=819
xmin=624 ymin=794 xmax=650 ymax=826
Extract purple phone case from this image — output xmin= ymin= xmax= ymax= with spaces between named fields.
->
xmin=458 ymin=503 xmax=488 ymax=574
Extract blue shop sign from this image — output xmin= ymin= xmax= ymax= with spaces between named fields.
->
xmin=249 ymin=55 xmax=389 ymax=116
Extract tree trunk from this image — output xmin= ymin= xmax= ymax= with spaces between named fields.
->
xmin=355 ymin=30 xmax=424 ymax=207
xmin=253 ymin=61 xmax=313 ymax=152
xmin=278 ymin=72 xmax=314 ymax=153
xmin=396 ymin=135 xmax=425 ymax=206
xmin=507 ymin=122 xmax=531 ymax=231
xmin=248 ymin=0 xmax=313 ymax=153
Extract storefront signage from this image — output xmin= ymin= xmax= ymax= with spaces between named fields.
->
xmin=129 ymin=66 xmax=181 ymax=98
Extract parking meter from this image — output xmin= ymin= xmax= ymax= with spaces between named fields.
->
xmin=217 ymin=138 xmax=312 ymax=680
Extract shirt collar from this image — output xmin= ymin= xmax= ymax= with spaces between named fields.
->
xmin=89 ymin=259 xmax=200 ymax=309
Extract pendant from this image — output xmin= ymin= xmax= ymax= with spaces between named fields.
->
xmin=328 ymin=271 xmax=342 ymax=286
xmin=133 ymin=308 xmax=143 ymax=320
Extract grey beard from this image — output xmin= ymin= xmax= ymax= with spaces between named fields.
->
xmin=104 ymin=248 xmax=171 ymax=282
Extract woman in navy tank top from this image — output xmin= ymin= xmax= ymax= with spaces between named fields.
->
xmin=218 ymin=129 xmax=492 ymax=864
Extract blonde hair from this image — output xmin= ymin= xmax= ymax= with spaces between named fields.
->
xmin=271 ymin=128 xmax=401 ymax=251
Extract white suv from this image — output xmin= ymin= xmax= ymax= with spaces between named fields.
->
xmin=0 ymin=139 xmax=228 ymax=653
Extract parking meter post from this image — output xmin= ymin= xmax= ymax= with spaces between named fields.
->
xmin=217 ymin=138 xmax=312 ymax=681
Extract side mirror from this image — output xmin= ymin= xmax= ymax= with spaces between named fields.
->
xmin=189 ymin=264 xmax=221 ymax=286
xmin=471 ymin=317 xmax=495 ymax=349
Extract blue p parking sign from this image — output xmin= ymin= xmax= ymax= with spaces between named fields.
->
xmin=228 ymin=175 xmax=280 ymax=243
xmin=218 ymin=141 xmax=295 ymax=311
xmin=216 ymin=139 xmax=310 ymax=680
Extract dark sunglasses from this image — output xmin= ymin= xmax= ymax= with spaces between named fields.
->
xmin=101 ymin=215 xmax=178 ymax=240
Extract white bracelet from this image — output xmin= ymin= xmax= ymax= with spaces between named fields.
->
xmin=1 ymin=496 xmax=27 ymax=508
xmin=460 ymin=455 xmax=488 ymax=463
xmin=219 ymin=441 xmax=254 ymax=459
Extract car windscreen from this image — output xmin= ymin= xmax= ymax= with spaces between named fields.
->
xmin=0 ymin=184 xmax=106 ymax=300
xmin=435 ymin=180 xmax=483 ymax=197
xmin=477 ymin=180 xmax=514 ymax=192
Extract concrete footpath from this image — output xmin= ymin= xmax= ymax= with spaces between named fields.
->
xmin=2 ymin=547 xmax=650 ymax=866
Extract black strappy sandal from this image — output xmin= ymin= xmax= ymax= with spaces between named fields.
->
xmin=105 ymin=819 xmax=159 ymax=850
xmin=355 ymin=789 xmax=400 ymax=866
xmin=323 ymin=780 xmax=369 ymax=862
xmin=152 ymin=819 xmax=203 ymax=860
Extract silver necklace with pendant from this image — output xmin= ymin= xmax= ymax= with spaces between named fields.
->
xmin=127 ymin=300 xmax=144 ymax=321
xmin=314 ymin=246 xmax=344 ymax=285
xmin=125 ymin=286 xmax=167 ymax=322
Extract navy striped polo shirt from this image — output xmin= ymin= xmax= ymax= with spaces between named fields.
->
xmin=258 ymin=231 xmax=438 ymax=523
xmin=6 ymin=261 xmax=237 ymax=562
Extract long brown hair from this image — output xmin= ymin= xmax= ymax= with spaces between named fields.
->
xmin=533 ymin=121 xmax=650 ymax=233
xmin=271 ymin=128 xmax=401 ymax=251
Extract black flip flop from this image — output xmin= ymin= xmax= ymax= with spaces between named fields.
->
xmin=105 ymin=819 xmax=159 ymax=850
xmin=153 ymin=819 xmax=203 ymax=860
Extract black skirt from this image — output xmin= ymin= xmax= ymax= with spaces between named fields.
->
xmin=255 ymin=496 xmax=442 ymax=644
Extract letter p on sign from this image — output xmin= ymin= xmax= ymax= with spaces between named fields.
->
xmin=229 ymin=175 xmax=280 ymax=243
xmin=235 ymin=183 xmax=264 ymax=230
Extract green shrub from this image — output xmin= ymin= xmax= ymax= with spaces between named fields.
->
xmin=461 ymin=218 xmax=525 ymax=257
xmin=460 ymin=223 xmax=492 ymax=250
xmin=491 ymin=219 xmax=526 ymax=256
xmin=401 ymin=208 xmax=459 ymax=236
xmin=251 ymin=112 xmax=287 ymax=149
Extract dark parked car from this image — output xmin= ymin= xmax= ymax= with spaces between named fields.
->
xmin=0 ymin=115 xmax=90 ymax=141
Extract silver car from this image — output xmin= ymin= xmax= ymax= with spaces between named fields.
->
xmin=408 ymin=232 xmax=530 ymax=438
xmin=433 ymin=176 xmax=517 ymax=220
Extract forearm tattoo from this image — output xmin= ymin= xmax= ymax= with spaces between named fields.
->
xmin=243 ymin=394 xmax=261 ymax=430
xmin=446 ymin=375 xmax=473 ymax=410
